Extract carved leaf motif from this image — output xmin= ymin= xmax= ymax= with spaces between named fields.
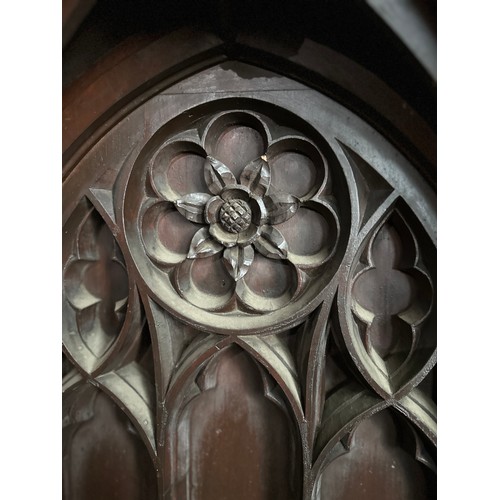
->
xmin=205 ymin=196 xmax=224 ymax=224
xmin=264 ymin=192 xmax=299 ymax=224
xmin=175 ymin=193 xmax=211 ymax=223
xmin=223 ymin=245 xmax=254 ymax=281
xmin=204 ymin=156 xmax=236 ymax=194
xmin=187 ymin=228 xmax=223 ymax=259
xmin=253 ymin=225 xmax=288 ymax=260
xmin=239 ymin=156 xmax=271 ymax=197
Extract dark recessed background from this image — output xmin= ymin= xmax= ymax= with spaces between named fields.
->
xmin=63 ymin=0 xmax=436 ymax=131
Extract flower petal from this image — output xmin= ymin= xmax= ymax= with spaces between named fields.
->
xmin=187 ymin=228 xmax=224 ymax=259
xmin=253 ymin=225 xmax=288 ymax=260
xmin=209 ymin=223 xmax=238 ymax=247
xmin=175 ymin=257 xmax=235 ymax=311
xmin=175 ymin=193 xmax=211 ymax=223
xmin=142 ymin=201 xmax=200 ymax=265
xmin=149 ymin=141 xmax=207 ymax=202
xmin=205 ymin=196 xmax=224 ymax=224
xmin=264 ymin=192 xmax=299 ymax=225
xmin=239 ymin=155 xmax=271 ymax=197
xmin=204 ymin=156 xmax=237 ymax=194
xmin=278 ymin=199 xmax=340 ymax=268
xmin=223 ymin=245 xmax=254 ymax=281
xmin=235 ymin=255 xmax=301 ymax=312
xmin=236 ymin=223 xmax=260 ymax=246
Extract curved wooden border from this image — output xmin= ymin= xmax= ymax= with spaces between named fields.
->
xmin=62 ymin=28 xmax=436 ymax=189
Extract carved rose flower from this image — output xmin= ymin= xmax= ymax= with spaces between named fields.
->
xmin=141 ymin=110 xmax=340 ymax=313
xmin=174 ymin=154 xmax=299 ymax=281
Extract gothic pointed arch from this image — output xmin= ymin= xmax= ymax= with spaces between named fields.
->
xmin=63 ymin=6 xmax=436 ymax=498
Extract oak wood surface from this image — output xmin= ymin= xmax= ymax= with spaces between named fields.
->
xmin=63 ymin=5 xmax=436 ymax=498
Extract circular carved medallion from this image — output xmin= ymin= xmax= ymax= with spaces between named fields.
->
xmin=124 ymin=105 xmax=346 ymax=334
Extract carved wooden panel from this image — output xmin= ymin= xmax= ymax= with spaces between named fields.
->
xmin=63 ymin=61 xmax=436 ymax=499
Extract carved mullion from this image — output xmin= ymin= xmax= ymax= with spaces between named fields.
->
xmin=140 ymin=292 xmax=199 ymax=403
xmin=290 ymin=298 xmax=337 ymax=500
xmin=294 ymin=297 xmax=337 ymax=457
xmin=140 ymin=288 xmax=202 ymax=496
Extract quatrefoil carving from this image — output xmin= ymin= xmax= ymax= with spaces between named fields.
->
xmin=63 ymin=207 xmax=128 ymax=362
xmin=351 ymin=209 xmax=433 ymax=385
